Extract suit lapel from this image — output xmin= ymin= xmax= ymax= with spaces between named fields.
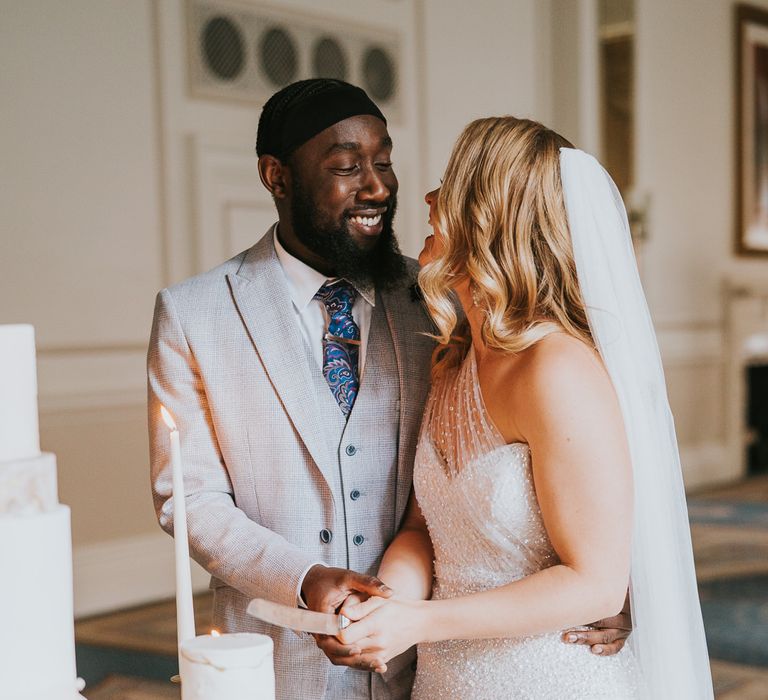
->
xmin=227 ymin=232 xmax=339 ymax=487
xmin=380 ymin=277 xmax=433 ymax=523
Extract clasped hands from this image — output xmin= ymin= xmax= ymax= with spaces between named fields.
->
xmin=300 ymin=565 xmax=422 ymax=673
xmin=301 ymin=565 xmax=632 ymax=674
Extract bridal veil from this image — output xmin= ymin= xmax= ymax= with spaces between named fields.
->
xmin=559 ymin=148 xmax=713 ymax=699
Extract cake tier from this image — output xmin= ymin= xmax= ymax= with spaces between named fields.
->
xmin=0 ymin=452 xmax=58 ymax=515
xmin=0 ymin=324 xmax=40 ymax=462
xmin=1 ymin=505 xmax=79 ymax=698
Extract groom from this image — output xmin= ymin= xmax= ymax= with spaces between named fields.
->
xmin=148 ymin=79 xmax=630 ymax=700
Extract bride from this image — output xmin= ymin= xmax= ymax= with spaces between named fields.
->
xmin=332 ymin=117 xmax=713 ymax=698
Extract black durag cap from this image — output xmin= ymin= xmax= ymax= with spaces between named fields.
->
xmin=256 ymin=79 xmax=387 ymax=160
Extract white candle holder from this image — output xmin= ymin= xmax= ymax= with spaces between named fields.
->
xmin=176 ymin=633 xmax=275 ymax=700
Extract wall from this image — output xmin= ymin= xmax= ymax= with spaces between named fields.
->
xmin=417 ymin=0 xmax=551 ymax=208
xmin=0 ymin=0 xmax=176 ymax=615
xmin=0 ymin=0 xmax=549 ymax=616
xmin=549 ymin=0 xmax=768 ymax=488
xmin=634 ymin=0 xmax=768 ymax=487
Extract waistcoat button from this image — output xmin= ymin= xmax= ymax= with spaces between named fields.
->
xmin=319 ymin=529 xmax=333 ymax=544
xmin=345 ymin=444 xmax=357 ymax=456
xmin=350 ymin=489 xmax=361 ymax=500
xmin=353 ymin=534 xmax=365 ymax=546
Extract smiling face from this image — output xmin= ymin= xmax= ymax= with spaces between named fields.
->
xmin=278 ymin=114 xmax=404 ymax=288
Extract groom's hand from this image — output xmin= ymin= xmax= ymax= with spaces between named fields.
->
xmin=302 ymin=565 xmax=392 ymax=615
xmin=562 ymin=591 xmax=632 ymax=656
xmin=313 ymin=592 xmax=388 ymax=672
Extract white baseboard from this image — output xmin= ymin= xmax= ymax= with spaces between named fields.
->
xmin=679 ymin=441 xmax=735 ymax=492
xmin=73 ymin=531 xmax=210 ymax=619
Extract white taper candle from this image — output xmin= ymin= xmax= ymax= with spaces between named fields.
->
xmin=162 ymin=406 xmax=196 ymax=651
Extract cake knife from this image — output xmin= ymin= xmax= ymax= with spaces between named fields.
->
xmin=247 ymin=598 xmax=351 ymax=635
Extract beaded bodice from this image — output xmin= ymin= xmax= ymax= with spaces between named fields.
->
xmin=413 ymin=347 xmax=558 ymax=596
xmin=411 ymin=347 xmax=642 ymax=699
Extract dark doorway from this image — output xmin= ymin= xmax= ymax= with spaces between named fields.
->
xmin=747 ymin=364 xmax=768 ymax=474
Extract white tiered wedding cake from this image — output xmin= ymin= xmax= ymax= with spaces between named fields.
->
xmin=0 ymin=324 xmax=84 ymax=699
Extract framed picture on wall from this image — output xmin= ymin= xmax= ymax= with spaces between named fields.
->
xmin=736 ymin=4 xmax=768 ymax=256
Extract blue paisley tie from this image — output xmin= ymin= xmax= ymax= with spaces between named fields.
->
xmin=314 ymin=281 xmax=360 ymax=417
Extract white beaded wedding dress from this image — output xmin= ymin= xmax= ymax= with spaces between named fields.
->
xmin=411 ymin=346 xmax=644 ymax=699
xmin=409 ymin=148 xmax=712 ymax=699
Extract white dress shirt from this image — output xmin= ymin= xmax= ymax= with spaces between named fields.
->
xmin=273 ymin=227 xmax=374 ymax=378
xmin=273 ymin=226 xmax=375 ymax=605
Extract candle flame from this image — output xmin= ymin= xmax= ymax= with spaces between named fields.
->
xmin=160 ymin=405 xmax=177 ymax=431
xmin=211 ymin=629 xmax=221 ymax=637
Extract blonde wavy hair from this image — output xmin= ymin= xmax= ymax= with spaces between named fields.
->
xmin=419 ymin=116 xmax=593 ymax=375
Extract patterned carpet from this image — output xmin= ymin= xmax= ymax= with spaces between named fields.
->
xmin=698 ymin=573 xmax=768 ymax=667
xmin=76 ymin=593 xmax=212 ymax=695
xmin=689 ymin=475 xmax=768 ymax=698
xmin=75 ymin=477 xmax=768 ymax=698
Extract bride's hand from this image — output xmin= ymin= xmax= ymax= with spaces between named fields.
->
xmin=312 ymin=593 xmax=376 ymax=670
xmin=338 ymin=596 xmax=428 ymax=669
xmin=341 ymin=593 xmax=390 ymax=619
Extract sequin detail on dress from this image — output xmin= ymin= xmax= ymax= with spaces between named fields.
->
xmin=412 ymin=348 xmax=643 ymax=699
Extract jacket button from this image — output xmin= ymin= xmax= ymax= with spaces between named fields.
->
xmin=350 ymin=489 xmax=361 ymax=501
xmin=345 ymin=444 xmax=357 ymax=456
xmin=353 ymin=534 xmax=365 ymax=546
xmin=319 ymin=529 xmax=333 ymax=544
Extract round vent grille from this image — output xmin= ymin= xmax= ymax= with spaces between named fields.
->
xmin=363 ymin=46 xmax=395 ymax=101
xmin=201 ymin=16 xmax=246 ymax=81
xmin=312 ymin=37 xmax=348 ymax=80
xmin=259 ymin=26 xmax=299 ymax=87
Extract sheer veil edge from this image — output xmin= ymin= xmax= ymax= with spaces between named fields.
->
xmin=559 ymin=147 xmax=713 ymax=699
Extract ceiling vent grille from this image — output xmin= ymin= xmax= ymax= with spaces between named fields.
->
xmin=187 ymin=0 xmax=402 ymax=120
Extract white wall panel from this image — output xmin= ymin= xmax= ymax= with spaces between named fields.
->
xmin=418 ymin=0 xmax=545 ymax=195
xmin=0 ymin=0 xmax=163 ymax=349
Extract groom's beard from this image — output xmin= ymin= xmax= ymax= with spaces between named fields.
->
xmin=289 ymin=180 xmax=406 ymax=291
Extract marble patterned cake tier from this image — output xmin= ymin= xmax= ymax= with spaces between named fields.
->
xmin=0 ymin=452 xmax=58 ymax=515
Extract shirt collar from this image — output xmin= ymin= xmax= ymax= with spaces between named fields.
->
xmin=273 ymin=226 xmax=376 ymax=309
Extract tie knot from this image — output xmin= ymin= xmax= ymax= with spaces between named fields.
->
xmin=314 ymin=281 xmax=357 ymax=316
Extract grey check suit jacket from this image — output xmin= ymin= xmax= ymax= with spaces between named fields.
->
xmin=147 ymin=230 xmax=435 ymax=699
